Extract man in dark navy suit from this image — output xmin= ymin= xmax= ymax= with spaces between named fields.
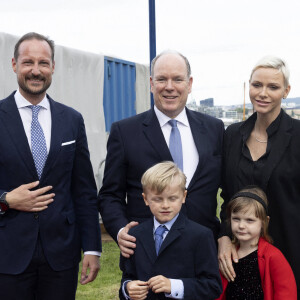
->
xmin=98 ymin=50 xmax=224 ymax=258
xmin=0 ymin=32 xmax=101 ymax=300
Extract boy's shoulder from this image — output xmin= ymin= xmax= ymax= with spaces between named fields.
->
xmin=128 ymin=218 xmax=153 ymax=237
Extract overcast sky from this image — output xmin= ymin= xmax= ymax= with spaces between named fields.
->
xmin=1 ymin=0 xmax=300 ymax=105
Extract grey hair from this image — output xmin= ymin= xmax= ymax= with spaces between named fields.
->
xmin=150 ymin=50 xmax=191 ymax=78
xmin=250 ymin=55 xmax=290 ymax=88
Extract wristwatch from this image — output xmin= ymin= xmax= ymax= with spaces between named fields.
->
xmin=0 ymin=193 xmax=9 ymax=214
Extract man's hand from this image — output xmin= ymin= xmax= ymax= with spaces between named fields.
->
xmin=218 ymin=236 xmax=238 ymax=281
xmin=148 ymin=275 xmax=171 ymax=294
xmin=118 ymin=221 xmax=139 ymax=258
xmin=80 ymin=255 xmax=100 ymax=285
xmin=6 ymin=181 xmax=54 ymax=212
xmin=126 ymin=280 xmax=148 ymax=300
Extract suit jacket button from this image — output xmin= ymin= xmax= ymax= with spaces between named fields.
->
xmin=34 ymin=213 xmax=39 ymax=219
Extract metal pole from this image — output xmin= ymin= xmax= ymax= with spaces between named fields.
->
xmin=149 ymin=0 xmax=156 ymax=107
xmin=243 ymin=82 xmax=246 ymax=120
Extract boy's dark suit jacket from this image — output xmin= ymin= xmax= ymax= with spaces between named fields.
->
xmin=120 ymin=213 xmax=222 ymax=300
xmin=0 ymin=92 xmax=101 ymax=274
xmin=99 ymin=107 xmax=224 ymax=240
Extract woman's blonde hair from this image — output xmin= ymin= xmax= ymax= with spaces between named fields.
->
xmin=250 ymin=55 xmax=290 ymax=88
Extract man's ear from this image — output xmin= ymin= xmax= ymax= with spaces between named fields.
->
xmin=52 ymin=60 xmax=55 ymax=74
xmin=182 ymin=190 xmax=187 ymax=204
xmin=150 ymin=76 xmax=154 ymax=93
xmin=12 ymin=58 xmax=17 ymax=73
xmin=188 ymin=76 xmax=193 ymax=93
xmin=142 ymin=193 xmax=149 ymax=206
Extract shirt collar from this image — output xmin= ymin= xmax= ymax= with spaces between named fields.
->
xmin=153 ymin=213 xmax=179 ymax=233
xmin=240 ymin=109 xmax=283 ymax=142
xmin=14 ymin=89 xmax=50 ymax=110
xmin=154 ymin=105 xmax=189 ymax=127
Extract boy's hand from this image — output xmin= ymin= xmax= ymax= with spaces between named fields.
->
xmin=126 ymin=280 xmax=149 ymax=300
xmin=148 ymin=275 xmax=171 ymax=294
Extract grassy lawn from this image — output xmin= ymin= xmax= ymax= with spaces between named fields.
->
xmin=76 ymin=241 xmax=122 ymax=300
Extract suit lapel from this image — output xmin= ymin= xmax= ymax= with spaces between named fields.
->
xmin=186 ymin=108 xmax=206 ymax=188
xmin=226 ymin=123 xmax=244 ymax=193
xmin=138 ymin=220 xmax=157 ymax=264
xmin=41 ymin=96 xmax=64 ymax=180
xmin=261 ymin=111 xmax=292 ymax=190
xmin=142 ymin=109 xmax=173 ymax=161
xmin=0 ymin=93 xmax=37 ymax=178
xmin=142 ymin=108 xmax=209 ymax=188
xmin=158 ymin=213 xmax=185 ymax=256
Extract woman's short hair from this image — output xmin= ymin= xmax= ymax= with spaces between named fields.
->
xmin=250 ymin=55 xmax=290 ymax=88
xmin=141 ymin=161 xmax=186 ymax=194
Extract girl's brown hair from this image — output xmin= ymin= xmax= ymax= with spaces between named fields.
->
xmin=226 ymin=186 xmax=272 ymax=245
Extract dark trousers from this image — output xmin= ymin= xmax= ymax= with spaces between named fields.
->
xmin=0 ymin=238 xmax=78 ymax=300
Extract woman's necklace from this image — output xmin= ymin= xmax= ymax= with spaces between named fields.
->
xmin=254 ymin=122 xmax=268 ymax=143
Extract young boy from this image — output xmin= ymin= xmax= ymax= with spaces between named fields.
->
xmin=120 ymin=161 xmax=222 ymax=300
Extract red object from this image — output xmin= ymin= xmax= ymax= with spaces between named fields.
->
xmin=216 ymin=238 xmax=297 ymax=300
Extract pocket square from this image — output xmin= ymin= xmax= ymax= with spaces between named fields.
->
xmin=61 ymin=140 xmax=76 ymax=146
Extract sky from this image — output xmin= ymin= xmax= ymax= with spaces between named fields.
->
xmin=1 ymin=0 xmax=300 ymax=106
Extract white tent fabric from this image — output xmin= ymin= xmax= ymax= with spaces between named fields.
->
xmin=135 ymin=62 xmax=150 ymax=114
xmin=0 ymin=33 xmax=19 ymax=97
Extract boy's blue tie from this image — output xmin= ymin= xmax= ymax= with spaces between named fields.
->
xmin=30 ymin=105 xmax=48 ymax=179
xmin=168 ymin=119 xmax=183 ymax=171
xmin=155 ymin=225 xmax=168 ymax=255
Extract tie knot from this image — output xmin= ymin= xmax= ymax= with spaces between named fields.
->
xmin=155 ymin=225 xmax=167 ymax=237
xmin=168 ymin=119 xmax=177 ymax=128
xmin=29 ymin=105 xmax=42 ymax=117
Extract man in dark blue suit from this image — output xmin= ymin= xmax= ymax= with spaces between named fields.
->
xmin=98 ymin=51 xmax=224 ymax=258
xmin=0 ymin=32 xmax=101 ymax=300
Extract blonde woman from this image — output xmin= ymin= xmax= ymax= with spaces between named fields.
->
xmin=218 ymin=56 xmax=300 ymax=294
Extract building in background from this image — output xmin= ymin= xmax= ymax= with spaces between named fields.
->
xmin=200 ymin=98 xmax=214 ymax=107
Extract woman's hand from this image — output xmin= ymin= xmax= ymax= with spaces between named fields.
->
xmin=218 ymin=236 xmax=238 ymax=281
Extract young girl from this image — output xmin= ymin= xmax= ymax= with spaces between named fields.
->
xmin=217 ymin=186 xmax=297 ymax=300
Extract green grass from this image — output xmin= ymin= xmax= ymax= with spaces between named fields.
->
xmin=76 ymin=241 xmax=122 ymax=300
